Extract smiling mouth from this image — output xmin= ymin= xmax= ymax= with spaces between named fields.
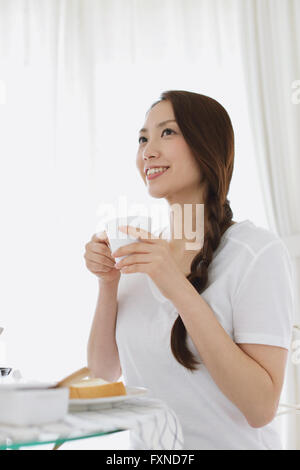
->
xmin=146 ymin=167 xmax=170 ymax=180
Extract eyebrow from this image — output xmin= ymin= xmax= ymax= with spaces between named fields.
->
xmin=139 ymin=119 xmax=177 ymax=134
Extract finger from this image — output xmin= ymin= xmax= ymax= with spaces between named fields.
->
xmin=88 ymin=261 xmax=112 ymax=273
xmin=111 ymin=242 xmax=152 ymax=258
xmin=92 ymin=231 xmax=110 ymax=247
xmin=115 ymin=253 xmax=152 ymax=269
xmin=119 ymin=264 xmax=147 ymax=274
xmin=118 ymin=225 xmax=159 ymax=243
xmin=88 ymin=241 xmax=115 ymax=262
xmin=85 ymin=252 xmax=116 ymax=268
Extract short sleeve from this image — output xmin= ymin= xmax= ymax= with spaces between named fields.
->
xmin=232 ymin=240 xmax=295 ymax=349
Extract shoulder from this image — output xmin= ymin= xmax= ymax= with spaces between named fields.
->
xmin=223 ymin=219 xmax=288 ymax=260
xmin=212 ymin=220 xmax=294 ymax=296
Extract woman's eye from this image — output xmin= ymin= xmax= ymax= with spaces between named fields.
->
xmin=138 ymin=128 xmax=175 ymax=144
xmin=162 ymin=128 xmax=175 ymax=137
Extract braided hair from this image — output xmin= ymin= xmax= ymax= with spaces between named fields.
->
xmin=148 ymin=91 xmax=235 ymax=372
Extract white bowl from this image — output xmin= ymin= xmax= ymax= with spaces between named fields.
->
xmin=0 ymin=387 xmax=69 ymax=426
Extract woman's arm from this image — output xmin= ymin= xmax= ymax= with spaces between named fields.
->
xmin=169 ymin=278 xmax=288 ymax=428
xmin=87 ymin=279 xmax=122 ymax=382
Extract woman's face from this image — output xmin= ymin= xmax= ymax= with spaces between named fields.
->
xmin=136 ymin=100 xmax=202 ymax=203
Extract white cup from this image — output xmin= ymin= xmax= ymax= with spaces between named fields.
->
xmin=104 ymin=216 xmax=152 ymax=262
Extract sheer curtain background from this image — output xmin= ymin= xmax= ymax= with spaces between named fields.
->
xmin=0 ymin=0 xmax=299 ymax=450
xmin=237 ymin=0 xmax=300 ymax=450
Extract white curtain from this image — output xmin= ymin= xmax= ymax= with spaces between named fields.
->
xmin=236 ymin=0 xmax=300 ymax=450
xmin=0 ymin=0 xmax=252 ymax=379
xmin=0 ymin=0 xmax=298 ymax=449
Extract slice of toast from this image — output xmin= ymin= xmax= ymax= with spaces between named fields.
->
xmin=69 ymin=377 xmax=126 ymax=399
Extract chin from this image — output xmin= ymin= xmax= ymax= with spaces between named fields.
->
xmin=147 ymin=187 xmax=169 ymax=199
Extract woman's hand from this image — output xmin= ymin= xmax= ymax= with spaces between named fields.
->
xmin=84 ymin=231 xmax=121 ymax=283
xmin=111 ymin=225 xmax=187 ymax=300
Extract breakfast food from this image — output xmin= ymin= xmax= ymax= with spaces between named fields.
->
xmin=69 ymin=377 xmax=127 ymax=399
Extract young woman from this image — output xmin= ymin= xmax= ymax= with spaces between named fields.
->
xmin=85 ymin=90 xmax=294 ymax=450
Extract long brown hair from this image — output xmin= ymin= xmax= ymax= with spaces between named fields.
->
xmin=148 ymin=90 xmax=235 ymax=372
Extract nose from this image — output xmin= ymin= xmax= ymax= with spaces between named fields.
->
xmin=143 ymin=149 xmax=160 ymax=161
xmin=143 ymin=154 xmax=158 ymax=162
xmin=142 ymin=137 xmax=161 ymax=161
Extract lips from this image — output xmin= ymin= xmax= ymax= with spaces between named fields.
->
xmin=145 ymin=166 xmax=170 ymax=176
xmin=146 ymin=167 xmax=170 ymax=180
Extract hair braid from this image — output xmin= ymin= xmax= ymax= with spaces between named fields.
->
xmin=148 ymin=90 xmax=235 ymax=372
xmin=170 ymin=197 xmax=233 ymax=371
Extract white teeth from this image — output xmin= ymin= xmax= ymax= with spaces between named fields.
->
xmin=147 ymin=167 xmax=169 ymax=176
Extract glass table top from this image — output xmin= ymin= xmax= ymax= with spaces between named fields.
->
xmin=0 ymin=427 xmax=127 ymax=449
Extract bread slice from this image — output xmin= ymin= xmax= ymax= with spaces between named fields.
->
xmin=69 ymin=377 xmax=127 ymax=399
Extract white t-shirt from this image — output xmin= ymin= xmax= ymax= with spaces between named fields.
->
xmin=115 ymin=219 xmax=295 ymax=450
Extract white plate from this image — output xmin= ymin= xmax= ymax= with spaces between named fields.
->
xmin=68 ymin=386 xmax=148 ymax=410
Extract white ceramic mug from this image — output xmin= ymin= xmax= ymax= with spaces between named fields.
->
xmin=104 ymin=216 xmax=152 ymax=262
